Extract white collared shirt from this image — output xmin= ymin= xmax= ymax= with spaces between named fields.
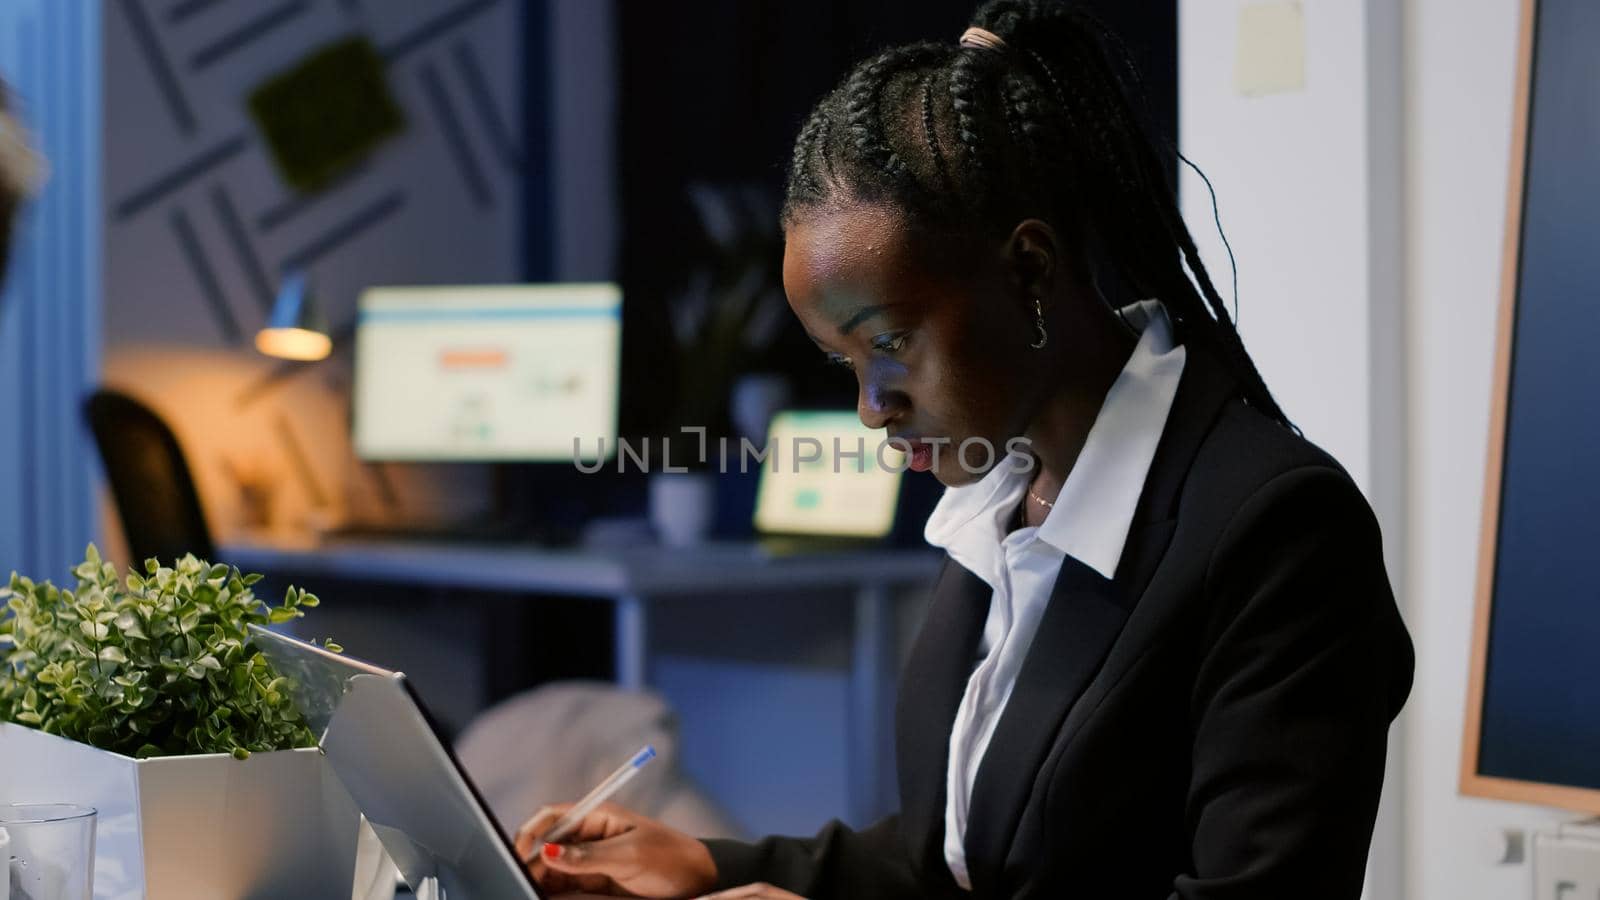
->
xmin=924 ymin=299 xmax=1186 ymax=890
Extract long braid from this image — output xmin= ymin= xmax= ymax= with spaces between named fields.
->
xmin=946 ymin=49 xmax=996 ymax=181
xmin=1007 ymin=3 xmax=1292 ymax=427
xmin=920 ymin=70 xmax=950 ymax=189
xmin=788 ymin=106 xmax=833 ymax=203
xmin=842 ymin=44 xmax=947 ymax=194
xmin=1042 ymin=15 xmax=1292 ymax=424
xmin=782 ymin=0 xmax=1293 ymax=431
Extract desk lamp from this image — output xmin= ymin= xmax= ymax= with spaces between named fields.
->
xmin=256 ymin=269 xmax=331 ymax=361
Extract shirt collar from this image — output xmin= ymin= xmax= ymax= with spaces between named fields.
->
xmin=924 ymin=299 xmax=1187 ymax=580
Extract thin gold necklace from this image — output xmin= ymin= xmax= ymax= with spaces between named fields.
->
xmin=1027 ymin=488 xmax=1055 ymax=509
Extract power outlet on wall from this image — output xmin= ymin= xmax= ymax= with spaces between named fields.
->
xmin=1535 ymin=821 xmax=1600 ymax=900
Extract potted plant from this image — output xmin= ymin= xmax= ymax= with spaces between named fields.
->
xmin=0 ymin=546 xmax=371 ymax=899
xmin=650 ymin=181 xmax=791 ymax=546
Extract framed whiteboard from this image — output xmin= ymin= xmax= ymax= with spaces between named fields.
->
xmin=1460 ymin=0 xmax=1600 ymax=813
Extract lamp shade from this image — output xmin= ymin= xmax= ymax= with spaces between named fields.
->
xmin=256 ymin=269 xmax=331 ymax=361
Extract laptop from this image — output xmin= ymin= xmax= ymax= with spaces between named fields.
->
xmin=249 ymin=626 xmax=601 ymax=900
xmin=752 ymin=410 xmax=904 ymax=556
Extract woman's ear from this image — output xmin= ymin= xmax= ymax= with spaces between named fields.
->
xmin=1004 ymin=219 xmax=1058 ymax=307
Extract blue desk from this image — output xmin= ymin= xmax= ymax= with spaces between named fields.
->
xmin=221 ymin=538 xmax=942 ymax=825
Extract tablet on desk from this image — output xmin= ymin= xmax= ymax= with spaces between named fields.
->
xmin=752 ymin=409 xmax=904 ymax=556
xmin=251 ymin=627 xmax=569 ymax=899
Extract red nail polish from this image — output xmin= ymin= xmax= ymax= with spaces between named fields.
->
xmin=542 ymin=842 xmax=563 ymax=860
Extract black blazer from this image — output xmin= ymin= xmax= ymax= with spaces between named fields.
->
xmin=705 ymin=346 xmax=1414 ymax=899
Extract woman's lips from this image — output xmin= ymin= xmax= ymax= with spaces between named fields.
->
xmin=902 ymin=439 xmax=935 ymax=472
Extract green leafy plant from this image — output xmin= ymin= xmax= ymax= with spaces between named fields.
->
xmin=0 ymin=545 xmax=338 ymax=760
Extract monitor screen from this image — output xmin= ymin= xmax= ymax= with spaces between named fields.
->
xmin=353 ymin=284 xmax=620 ymax=462
xmin=753 ymin=410 xmax=903 ymax=539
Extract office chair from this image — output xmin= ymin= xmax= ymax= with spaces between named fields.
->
xmin=84 ymin=389 xmax=215 ymax=566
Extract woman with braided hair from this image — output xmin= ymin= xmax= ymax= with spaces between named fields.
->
xmin=519 ymin=2 xmax=1412 ymax=897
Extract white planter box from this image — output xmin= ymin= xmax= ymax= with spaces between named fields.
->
xmin=0 ymin=722 xmax=365 ymax=900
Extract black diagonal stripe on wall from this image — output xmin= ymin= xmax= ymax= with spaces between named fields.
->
xmin=418 ymin=63 xmax=492 ymax=209
xmin=170 ymin=207 xmax=242 ymax=344
xmin=279 ymin=192 xmax=406 ymax=272
xmin=452 ymin=41 xmax=523 ymax=171
xmin=190 ymin=0 xmax=309 ymax=71
xmin=119 ymin=0 xmax=195 ymax=135
xmin=273 ymin=413 xmax=330 ymax=508
xmin=167 ymin=0 xmax=226 ymax=25
xmin=380 ymin=0 xmax=500 ymax=63
xmin=116 ymin=135 xmax=248 ymax=220
xmin=210 ymin=185 xmax=276 ymax=315
xmin=255 ymin=162 xmax=371 ymax=233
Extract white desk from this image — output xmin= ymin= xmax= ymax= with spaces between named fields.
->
xmin=220 ymin=538 xmax=942 ymax=823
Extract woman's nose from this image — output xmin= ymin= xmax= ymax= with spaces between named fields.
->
xmin=857 ymin=373 xmax=907 ymax=431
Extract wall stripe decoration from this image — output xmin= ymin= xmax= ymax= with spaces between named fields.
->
xmin=453 ymin=41 xmax=523 ymax=171
xmin=114 ymin=134 xmax=248 ymax=219
xmin=170 ymin=207 xmax=243 ymax=343
xmin=189 ymin=0 xmax=311 ymax=71
xmin=254 ymin=162 xmax=372 ymax=233
xmin=380 ymin=0 xmax=502 ymax=63
xmin=118 ymin=0 xmax=195 ymax=135
xmin=210 ymin=184 xmax=276 ymax=313
xmin=166 ymin=0 xmax=228 ymax=26
xmin=278 ymin=190 xmax=406 ymax=271
xmin=418 ymin=62 xmax=492 ymax=209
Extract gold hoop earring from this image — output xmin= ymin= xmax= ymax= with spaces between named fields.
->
xmin=1030 ymin=296 xmax=1048 ymax=349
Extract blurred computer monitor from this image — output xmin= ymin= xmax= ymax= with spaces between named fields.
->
xmin=753 ymin=410 xmax=903 ymax=541
xmin=353 ymin=283 xmax=620 ymax=462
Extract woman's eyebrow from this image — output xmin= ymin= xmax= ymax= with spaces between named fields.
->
xmin=804 ymin=330 xmax=836 ymax=352
xmin=837 ymin=304 xmax=891 ymax=336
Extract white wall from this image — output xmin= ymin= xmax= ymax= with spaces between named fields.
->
xmin=1179 ymin=1 xmax=1405 ymax=894
xmin=1178 ymin=0 xmax=1391 ymax=490
xmin=1401 ymin=0 xmax=1574 ymax=897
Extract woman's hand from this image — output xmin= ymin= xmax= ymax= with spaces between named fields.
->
xmin=695 ymin=885 xmax=809 ymax=900
xmin=515 ymin=801 xmax=718 ymax=898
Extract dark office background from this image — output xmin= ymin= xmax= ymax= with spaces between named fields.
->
xmin=607 ymin=0 xmax=1176 ymax=435
xmin=515 ymin=0 xmax=1177 ymax=539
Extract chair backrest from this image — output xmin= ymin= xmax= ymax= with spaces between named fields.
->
xmin=83 ymin=389 xmax=215 ymax=565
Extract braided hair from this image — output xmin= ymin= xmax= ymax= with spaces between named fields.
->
xmin=782 ymin=0 xmax=1291 ymax=430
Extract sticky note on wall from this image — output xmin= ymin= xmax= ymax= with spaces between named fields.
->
xmin=1235 ymin=1 xmax=1306 ymax=96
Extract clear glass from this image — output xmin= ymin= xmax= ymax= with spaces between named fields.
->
xmin=0 ymin=804 xmax=96 ymax=900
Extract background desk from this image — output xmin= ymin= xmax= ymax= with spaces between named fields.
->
xmin=221 ymin=538 xmax=942 ymax=827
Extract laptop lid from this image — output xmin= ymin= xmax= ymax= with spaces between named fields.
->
xmin=752 ymin=410 xmax=904 ymax=540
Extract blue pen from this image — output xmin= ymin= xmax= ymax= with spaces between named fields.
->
xmin=539 ymin=745 xmax=657 ymax=848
